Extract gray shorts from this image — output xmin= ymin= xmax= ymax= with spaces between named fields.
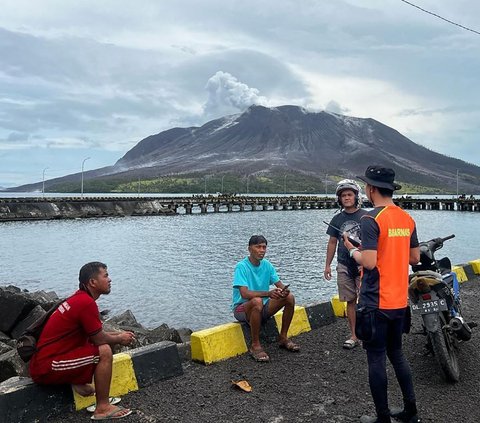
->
xmin=336 ymin=262 xmax=361 ymax=302
xmin=233 ymin=299 xmax=271 ymax=324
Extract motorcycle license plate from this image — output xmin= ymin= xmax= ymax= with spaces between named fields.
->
xmin=411 ymin=298 xmax=448 ymax=315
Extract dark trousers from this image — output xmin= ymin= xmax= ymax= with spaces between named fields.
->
xmin=364 ymin=309 xmax=416 ymax=417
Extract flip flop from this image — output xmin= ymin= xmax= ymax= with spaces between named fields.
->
xmin=91 ymin=405 xmax=132 ymax=420
xmin=279 ymin=340 xmax=300 ymax=352
xmin=87 ymin=397 xmax=122 ymax=413
xmin=343 ymin=339 xmax=360 ymax=349
xmin=249 ymin=347 xmax=270 ymax=362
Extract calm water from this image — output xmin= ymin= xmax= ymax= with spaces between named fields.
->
xmin=1 ymin=207 xmax=479 ymax=330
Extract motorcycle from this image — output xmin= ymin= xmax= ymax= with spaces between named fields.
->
xmin=408 ymin=234 xmax=475 ymax=383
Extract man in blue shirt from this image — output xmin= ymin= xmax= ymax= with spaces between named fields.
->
xmin=232 ymin=235 xmax=300 ymax=362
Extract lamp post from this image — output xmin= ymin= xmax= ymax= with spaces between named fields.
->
xmin=42 ymin=167 xmax=49 ymax=198
xmin=81 ymin=157 xmax=90 ymax=198
xmin=246 ymin=175 xmax=250 ymax=195
xmin=456 ymin=169 xmax=459 ymax=198
xmin=204 ymin=175 xmax=207 ymax=195
xmin=284 ymin=174 xmax=287 ymax=195
xmin=325 ymin=173 xmax=328 ymax=196
xmin=221 ymin=175 xmax=225 ymax=194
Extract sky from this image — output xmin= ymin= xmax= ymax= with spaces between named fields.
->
xmin=1 ymin=0 xmax=480 ymax=188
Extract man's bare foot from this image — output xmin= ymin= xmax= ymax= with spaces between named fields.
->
xmin=72 ymin=383 xmax=95 ymax=396
xmin=93 ymin=405 xmax=132 ymax=420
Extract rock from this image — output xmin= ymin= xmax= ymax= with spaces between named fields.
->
xmin=0 ymin=350 xmax=28 ymax=383
xmin=106 ymin=310 xmax=143 ymax=328
xmin=177 ymin=327 xmax=193 ymax=343
xmin=148 ymin=324 xmax=182 ymax=344
xmin=28 ymin=290 xmax=59 ymax=308
xmin=0 ymin=289 xmax=36 ymax=334
xmin=0 ymin=341 xmax=12 ymax=355
xmin=0 ymin=331 xmax=10 ymax=344
xmin=11 ymin=305 xmax=46 ymax=339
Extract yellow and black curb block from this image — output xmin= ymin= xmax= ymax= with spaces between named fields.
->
xmin=191 ymin=302 xmax=335 ymax=365
xmin=0 ymin=341 xmax=182 ymax=422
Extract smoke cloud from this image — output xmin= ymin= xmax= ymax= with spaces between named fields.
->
xmin=203 ymin=71 xmax=268 ymax=119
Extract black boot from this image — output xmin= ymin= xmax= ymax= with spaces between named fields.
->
xmin=390 ymin=401 xmax=420 ymax=423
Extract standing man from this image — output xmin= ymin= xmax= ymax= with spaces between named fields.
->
xmin=344 ymin=166 xmax=420 ymax=423
xmin=324 ymin=179 xmax=367 ymax=349
xmin=29 ymin=262 xmax=135 ymax=420
xmin=232 ymin=235 xmax=300 ymax=362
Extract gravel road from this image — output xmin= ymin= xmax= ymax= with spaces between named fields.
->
xmin=52 ymin=278 xmax=480 ymax=423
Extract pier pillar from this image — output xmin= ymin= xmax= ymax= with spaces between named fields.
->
xmin=283 ymin=203 xmax=289 ymax=210
xmin=200 ymin=204 xmax=207 ymax=214
xmin=227 ymin=203 xmax=233 ymax=212
xmin=185 ymin=204 xmax=193 ymax=214
xmin=292 ymin=202 xmax=299 ymax=210
xmin=240 ymin=203 xmax=245 ymax=212
xmin=214 ymin=203 xmax=220 ymax=213
xmin=273 ymin=203 xmax=279 ymax=210
xmin=262 ymin=204 xmax=268 ymax=211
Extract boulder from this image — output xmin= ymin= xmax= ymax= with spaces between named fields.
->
xmin=0 ymin=289 xmax=36 ymax=334
xmin=0 ymin=342 xmax=12 ymax=355
xmin=176 ymin=327 xmax=193 ymax=343
xmin=106 ymin=310 xmax=143 ymax=328
xmin=0 ymin=350 xmax=28 ymax=383
xmin=11 ymin=305 xmax=46 ymax=339
xmin=0 ymin=331 xmax=10 ymax=344
xmin=148 ymin=323 xmax=182 ymax=344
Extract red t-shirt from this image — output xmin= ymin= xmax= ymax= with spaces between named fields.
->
xmin=29 ymin=290 xmax=102 ymax=377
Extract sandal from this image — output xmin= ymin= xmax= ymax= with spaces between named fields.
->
xmin=279 ymin=340 xmax=300 ymax=352
xmin=91 ymin=405 xmax=132 ymax=420
xmin=249 ymin=347 xmax=270 ymax=362
xmin=343 ymin=338 xmax=360 ymax=349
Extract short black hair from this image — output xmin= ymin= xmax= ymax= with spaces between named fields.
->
xmin=377 ymin=186 xmax=394 ymax=197
xmin=248 ymin=235 xmax=268 ymax=246
xmin=79 ymin=261 xmax=107 ymax=290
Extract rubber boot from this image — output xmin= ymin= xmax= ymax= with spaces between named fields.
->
xmin=390 ymin=401 xmax=420 ymax=423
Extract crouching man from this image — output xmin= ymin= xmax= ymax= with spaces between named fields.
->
xmin=29 ymin=262 xmax=135 ymax=420
xmin=232 ymin=235 xmax=300 ymax=362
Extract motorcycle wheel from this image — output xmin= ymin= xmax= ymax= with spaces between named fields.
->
xmin=427 ymin=313 xmax=460 ymax=383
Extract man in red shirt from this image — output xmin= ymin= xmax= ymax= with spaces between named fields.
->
xmin=344 ymin=166 xmax=420 ymax=423
xmin=29 ymin=262 xmax=135 ymax=420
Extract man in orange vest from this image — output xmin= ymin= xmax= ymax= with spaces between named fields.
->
xmin=344 ymin=166 xmax=420 ymax=423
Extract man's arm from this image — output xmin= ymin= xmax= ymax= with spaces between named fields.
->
xmin=238 ymin=285 xmax=284 ymax=300
xmin=324 ymin=236 xmax=338 ymax=280
xmin=409 ymin=246 xmax=420 ymax=265
xmin=89 ymin=329 xmax=135 ymax=346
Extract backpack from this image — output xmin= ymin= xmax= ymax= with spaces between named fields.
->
xmin=16 ymin=298 xmax=65 ymax=363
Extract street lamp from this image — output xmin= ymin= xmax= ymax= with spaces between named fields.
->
xmin=204 ymin=175 xmax=207 ymax=195
xmin=246 ymin=175 xmax=250 ymax=195
xmin=456 ymin=169 xmax=459 ymax=197
xmin=325 ymin=173 xmax=328 ymax=196
xmin=221 ymin=175 xmax=225 ymax=194
xmin=284 ymin=174 xmax=287 ymax=195
xmin=81 ymin=157 xmax=90 ymax=198
xmin=42 ymin=167 xmax=49 ymax=198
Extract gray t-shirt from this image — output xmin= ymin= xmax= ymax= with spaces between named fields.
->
xmin=326 ymin=209 xmax=367 ymax=266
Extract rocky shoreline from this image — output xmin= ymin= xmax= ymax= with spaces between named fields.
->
xmin=0 ymin=285 xmax=191 ymax=383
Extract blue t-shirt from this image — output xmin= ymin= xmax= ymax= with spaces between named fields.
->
xmin=231 ymin=257 xmax=280 ymax=310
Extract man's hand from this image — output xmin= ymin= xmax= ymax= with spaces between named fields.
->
xmin=119 ymin=331 xmax=136 ymax=346
xmin=269 ymin=288 xmax=285 ymax=300
xmin=343 ymin=233 xmax=354 ymax=250
xmin=324 ymin=265 xmax=332 ymax=281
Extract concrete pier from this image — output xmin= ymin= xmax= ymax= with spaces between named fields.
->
xmin=0 ymin=195 xmax=478 ymax=221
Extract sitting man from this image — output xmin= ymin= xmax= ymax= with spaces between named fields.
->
xmin=232 ymin=235 xmax=300 ymax=362
xmin=29 ymin=262 xmax=135 ymax=420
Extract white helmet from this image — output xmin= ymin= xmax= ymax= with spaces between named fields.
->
xmin=336 ymin=179 xmax=362 ymax=208
xmin=336 ymin=179 xmax=361 ymax=196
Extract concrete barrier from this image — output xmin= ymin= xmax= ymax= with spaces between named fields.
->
xmin=0 ymin=341 xmax=183 ymax=422
xmin=191 ymin=302 xmax=335 ymax=364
